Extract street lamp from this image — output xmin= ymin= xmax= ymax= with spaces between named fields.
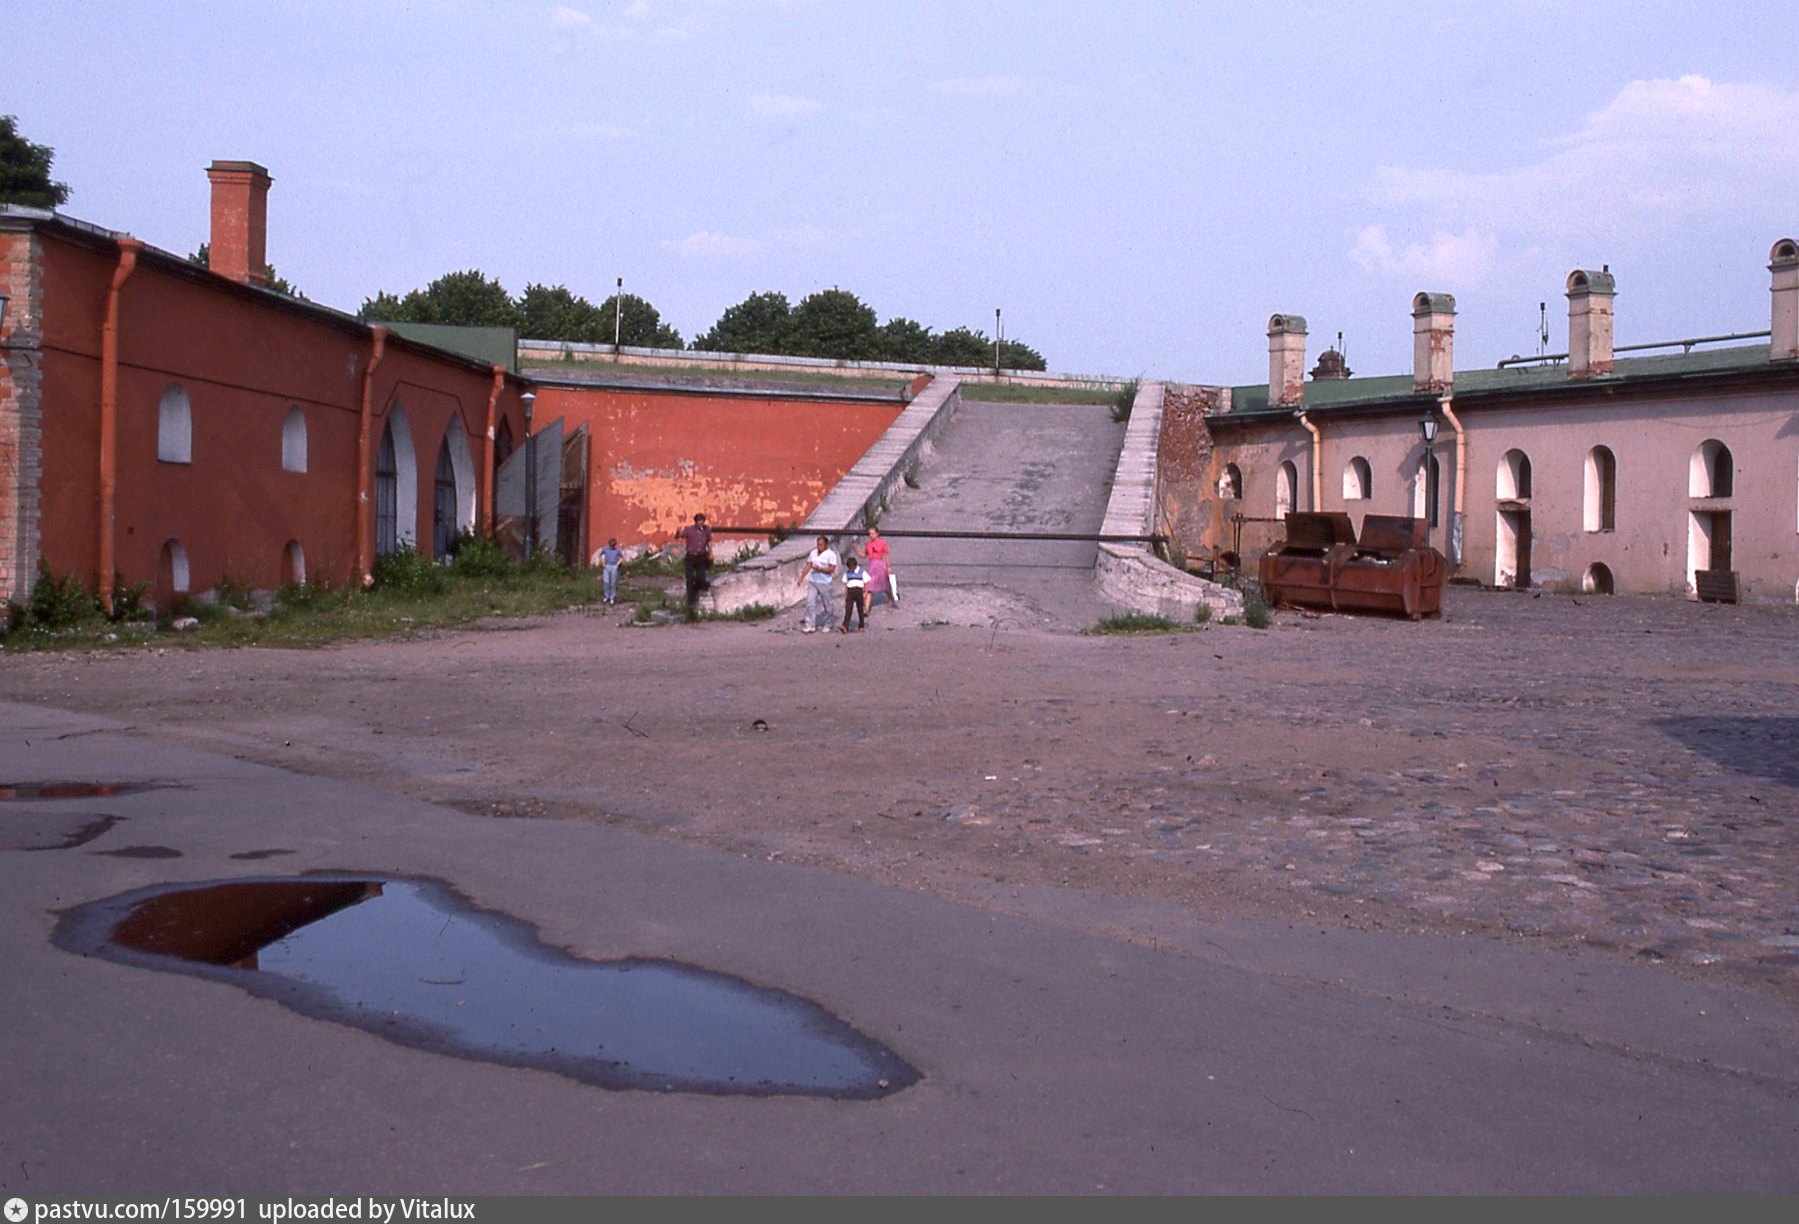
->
xmin=521 ymin=390 xmax=537 ymax=559
xmin=614 ymin=277 xmax=623 ymax=354
xmin=994 ymin=307 xmax=1002 ymax=379
xmin=1420 ymin=411 xmax=1439 ymax=549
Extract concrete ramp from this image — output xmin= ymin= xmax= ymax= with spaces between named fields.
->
xmin=872 ymin=400 xmax=1127 ymax=630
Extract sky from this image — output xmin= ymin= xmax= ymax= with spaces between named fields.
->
xmin=11 ymin=1 xmax=1799 ymax=384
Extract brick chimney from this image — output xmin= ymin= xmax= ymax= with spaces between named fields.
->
xmin=1565 ymin=267 xmax=1616 ymax=379
xmin=1411 ymin=292 xmax=1456 ymax=393
xmin=205 ymin=160 xmax=273 ymax=287
xmin=1267 ymin=314 xmax=1307 ymax=408
xmin=1769 ymin=238 xmax=1799 ymax=361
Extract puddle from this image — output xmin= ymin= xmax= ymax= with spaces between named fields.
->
xmin=93 ymin=845 xmax=182 ymax=859
xmin=229 ymin=849 xmax=295 ymax=861
xmin=0 ymin=782 xmax=150 ymax=801
xmin=55 ymin=876 xmax=919 ymax=1100
xmin=5 ymin=814 xmax=124 ymax=852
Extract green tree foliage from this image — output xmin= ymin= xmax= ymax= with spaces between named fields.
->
xmin=516 ymin=283 xmax=609 ymax=343
xmin=693 ymin=290 xmax=792 ymax=354
xmin=359 ymin=270 xmax=520 ymax=328
xmin=0 ymin=116 xmax=70 ymax=209
xmin=598 ymin=292 xmax=684 ymax=349
xmin=787 ymin=288 xmax=879 ymax=360
xmin=875 ymin=317 xmax=935 ymax=363
xmin=187 ymin=242 xmax=306 ymax=300
xmin=933 ymin=326 xmax=992 ymax=368
xmin=694 ymin=287 xmax=1050 ymax=368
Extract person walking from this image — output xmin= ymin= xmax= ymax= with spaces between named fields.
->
xmin=677 ymin=513 xmax=713 ymax=616
xmin=796 ymin=535 xmax=838 ymax=633
xmin=598 ymin=537 xmax=623 ymax=605
xmin=864 ymin=524 xmax=896 ymax=608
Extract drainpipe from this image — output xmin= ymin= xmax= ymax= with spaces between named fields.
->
xmin=483 ymin=367 xmax=505 ymax=536
xmin=98 ymin=238 xmax=142 ymax=615
xmin=1438 ymin=393 xmax=1467 ymax=567
xmin=1296 ymin=410 xmax=1323 ymax=510
xmin=355 ymin=326 xmax=389 ymax=584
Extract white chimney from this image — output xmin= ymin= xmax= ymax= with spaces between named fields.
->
xmin=1566 ymin=268 xmax=1616 ymax=379
xmin=1411 ymin=292 xmax=1456 ymax=393
xmin=1267 ymin=314 xmax=1307 ymax=408
xmin=1769 ymin=238 xmax=1799 ymax=361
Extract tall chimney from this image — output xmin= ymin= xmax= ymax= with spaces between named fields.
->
xmin=1411 ymin=292 xmax=1456 ymax=393
xmin=1565 ymin=267 xmax=1616 ymax=379
xmin=205 ymin=160 xmax=273 ymax=287
xmin=1769 ymin=238 xmax=1799 ymax=361
xmin=1267 ymin=314 xmax=1308 ymax=408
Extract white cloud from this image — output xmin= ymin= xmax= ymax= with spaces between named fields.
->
xmin=929 ymin=75 xmax=1031 ymax=98
xmin=1351 ymin=225 xmax=1498 ymax=283
xmin=548 ymin=1 xmax=698 ymax=44
xmin=662 ymin=230 xmax=766 ymax=259
xmin=749 ymin=92 xmax=822 ymax=117
xmin=1356 ymin=75 xmax=1799 ymax=277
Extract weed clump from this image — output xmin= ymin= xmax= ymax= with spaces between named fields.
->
xmin=1088 ymin=613 xmax=1183 ymax=635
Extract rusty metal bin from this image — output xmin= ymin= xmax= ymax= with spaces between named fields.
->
xmin=1259 ymin=512 xmax=1445 ymax=620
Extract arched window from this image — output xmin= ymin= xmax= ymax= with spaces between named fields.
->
xmin=1219 ymin=463 xmax=1243 ymax=500
xmin=433 ymin=439 xmax=458 ymax=559
xmin=1277 ymin=461 xmax=1298 ymax=518
xmin=281 ymin=407 xmax=308 ymax=473
xmin=157 ymin=384 xmax=192 ymax=464
xmin=1584 ymin=445 xmax=1616 ymax=532
xmin=375 ymin=405 xmax=418 ymax=558
xmin=155 ymin=538 xmax=190 ymax=611
xmin=1342 ymin=456 xmax=1371 ymax=501
xmin=1414 ymin=454 xmax=1441 ymax=527
xmin=282 ymin=540 xmax=306 ymax=587
xmin=1497 ymin=449 xmax=1532 ymax=500
xmin=1689 ymin=440 xmax=1733 ymax=498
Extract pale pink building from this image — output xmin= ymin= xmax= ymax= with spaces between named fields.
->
xmin=1198 ymin=243 xmax=1799 ymax=604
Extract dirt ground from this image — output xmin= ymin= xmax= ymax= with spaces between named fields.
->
xmin=4 ymin=585 xmax=1796 ymax=1005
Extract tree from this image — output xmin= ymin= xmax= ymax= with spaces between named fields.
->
xmin=517 ymin=283 xmax=609 ymax=343
xmin=188 ymin=242 xmax=306 ymax=300
xmin=0 ymin=115 xmax=70 ymax=209
xmin=359 ymin=270 xmax=519 ymax=328
xmin=693 ymin=290 xmax=792 ymax=355
xmin=874 ymin=317 xmax=935 ymax=364
xmin=787 ymin=288 xmax=879 ymax=361
xmin=999 ymin=338 xmax=1047 ymax=372
xmin=933 ymin=326 xmax=992 ymax=368
xmin=597 ymin=292 xmax=684 ymax=349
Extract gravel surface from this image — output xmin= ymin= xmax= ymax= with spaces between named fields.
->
xmin=4 ymin=584 xmax=1795 ymax=1005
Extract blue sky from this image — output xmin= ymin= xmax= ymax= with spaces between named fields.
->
xmin=12 ymin=1 xmax=1799 ymax=383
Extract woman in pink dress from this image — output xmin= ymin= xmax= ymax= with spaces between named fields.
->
xmin=864 ymin=525 xmax=896 ymax=608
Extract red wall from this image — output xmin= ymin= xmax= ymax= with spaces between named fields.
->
xmin=534 ymin=385 xmax=903 ymax=557
xmin=28 ymin=230 xmax=527 ymax=602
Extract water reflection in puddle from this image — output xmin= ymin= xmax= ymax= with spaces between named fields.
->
xmin=56 ymin=876 xmax=919 ymax=1099
xmin=0 ymin=782 xmax=149 ymax=801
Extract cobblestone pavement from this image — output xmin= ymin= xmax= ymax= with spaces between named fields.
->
xmin=2 ymin=585 xmax=1795 ymax=1002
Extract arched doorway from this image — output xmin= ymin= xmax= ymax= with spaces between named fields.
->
xmin=1495 ymin=448 xmax=1532 ymax=588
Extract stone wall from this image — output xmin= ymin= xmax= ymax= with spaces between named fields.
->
xmin=0 ymin=229 xmax=43 ymax=607
xmin=1153 ymin=382 xmax=1228 ymax=567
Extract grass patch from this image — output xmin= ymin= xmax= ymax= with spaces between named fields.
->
xmin=1195 ymin=603 xmax=1212 ymax=625
xmin=704 ymin=602 xmax=777 ymax=622
xmin=1110 ymin=377 xmax=1142 ymax=423
xmin=1243 ymin=598 xmax=1273 ymax=629
xmin=4 ymin=546 xmax=610 ymax=652
xmin=1087 ymin=613 xmax=1185 ymax=635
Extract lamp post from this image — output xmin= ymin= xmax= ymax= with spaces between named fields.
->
xmin=614 ymin=277 xmax=623 ymax=354
xmin=521 ymin=390 xmax=537 ymax=559
xmin=1420 ymin=411 xmax=1439 ymax=550
xmin=994 ymin=307 xmax=1002 ymax=379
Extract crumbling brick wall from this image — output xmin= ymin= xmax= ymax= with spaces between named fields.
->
xmin=0 ymin=230 xmax=43 ymax=607
xmin=1153 ymin=383 xmax=1227 ymax=568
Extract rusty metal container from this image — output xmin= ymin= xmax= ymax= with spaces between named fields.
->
xmin=1258 ymin=512 xmax=1445 ymax=620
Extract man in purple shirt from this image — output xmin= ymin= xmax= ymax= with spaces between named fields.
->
xmin=678 ymin=513 xmax=713 ymax=615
